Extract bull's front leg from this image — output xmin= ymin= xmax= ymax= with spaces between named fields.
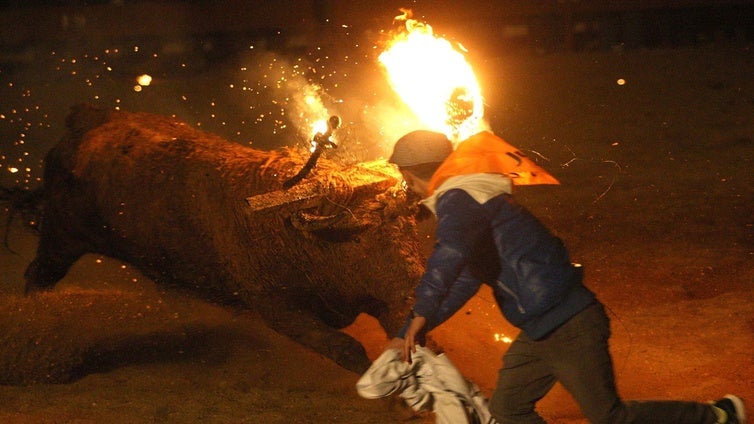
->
xmin=256 ymin=297 xmax=371 ymax=373
xmin=24 ymin=227 xmax=89 ymax=295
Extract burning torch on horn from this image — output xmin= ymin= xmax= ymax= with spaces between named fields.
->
xmin=283 ymin=115 xmax=341 ymax=189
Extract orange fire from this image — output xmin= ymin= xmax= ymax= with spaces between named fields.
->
xmin=379 ymin=9 xmax=486 ymax=142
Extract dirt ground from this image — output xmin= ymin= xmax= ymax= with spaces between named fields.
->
xmin=1 ymin=42 xmax=753 ymax=423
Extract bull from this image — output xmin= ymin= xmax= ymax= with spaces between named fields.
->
xmin=24 ymin=104 xmax=425 ymax=373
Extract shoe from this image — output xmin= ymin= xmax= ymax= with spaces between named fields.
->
xmin=713 ymin=395 xmax=747 ymax=424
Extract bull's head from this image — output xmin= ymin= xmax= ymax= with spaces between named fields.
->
xmin=246 ymin=160 xmax=424 ymax=337
xmin=247 ymin=160 xmax=419 ymax=236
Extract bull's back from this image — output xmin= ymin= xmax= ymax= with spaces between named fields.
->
xmin=30 ymin=104 xmax=305 ymax=295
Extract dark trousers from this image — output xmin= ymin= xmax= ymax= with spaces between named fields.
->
xmin=488 ymin=303 xmax=718 ymax=423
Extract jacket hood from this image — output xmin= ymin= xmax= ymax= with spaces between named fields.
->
xmin=427 ymin=131 xmax=559 ymax=195
xmin=421 ymin=173 xmax=512 ymax=214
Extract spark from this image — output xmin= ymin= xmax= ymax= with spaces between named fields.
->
xmin=136 ymin=74 xmax=152 ymax=86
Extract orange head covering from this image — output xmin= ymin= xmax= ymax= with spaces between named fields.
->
xmin=427 ymin=131 xmax=560 ymax=195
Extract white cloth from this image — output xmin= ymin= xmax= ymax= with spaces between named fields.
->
xmin=356 ymin=346 xmax=491 ymax=424
xmin=421 ymin=173 xmax=513 ymax=215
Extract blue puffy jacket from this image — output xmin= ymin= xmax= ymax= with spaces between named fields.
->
xmin=406 ymin=188 xmax=596 ymax=340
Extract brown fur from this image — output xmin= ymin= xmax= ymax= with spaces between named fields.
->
xmin=25 ymin=104 xmax=425 ymax=372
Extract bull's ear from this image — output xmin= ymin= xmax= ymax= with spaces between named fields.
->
xmin=290 ymin=208 xmax=369 ymax=242
xmin=290 ymin=209 xmax=357 ymax=232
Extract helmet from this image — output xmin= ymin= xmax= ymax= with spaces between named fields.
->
xmin=388 ymin=130 xmax=453 ymax=167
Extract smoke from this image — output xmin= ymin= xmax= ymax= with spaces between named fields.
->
xmin=231 ymin=41 xmax=427 ymax=163
xmin=233 ymin=49 xmax=333 ymax=151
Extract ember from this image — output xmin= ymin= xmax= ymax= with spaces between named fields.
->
xmin=494 ymin=333 xmax=512 ymax=344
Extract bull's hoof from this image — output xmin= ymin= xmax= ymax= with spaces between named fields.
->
xmin=294 ymin=328 xmax=371 ymax=374
xmin=24 ymin=282 xmax=54 ymax=296
xmin=329 ymin=340 xmax=371 ymax=374
xmin=23 ymin=260 xmax=64 ymax=295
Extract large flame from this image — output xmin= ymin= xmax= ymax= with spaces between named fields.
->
xmin=379 ymin=10 xmax=486 ymax=142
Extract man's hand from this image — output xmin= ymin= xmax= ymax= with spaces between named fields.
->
xmin=402 ymin=314 xmax=427 ymax=364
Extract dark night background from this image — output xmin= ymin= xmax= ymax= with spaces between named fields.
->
xmin=1 ymin=1 xmax=753 ymax=423
xmin=2 ymin=0 xmax=754 ymax=189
